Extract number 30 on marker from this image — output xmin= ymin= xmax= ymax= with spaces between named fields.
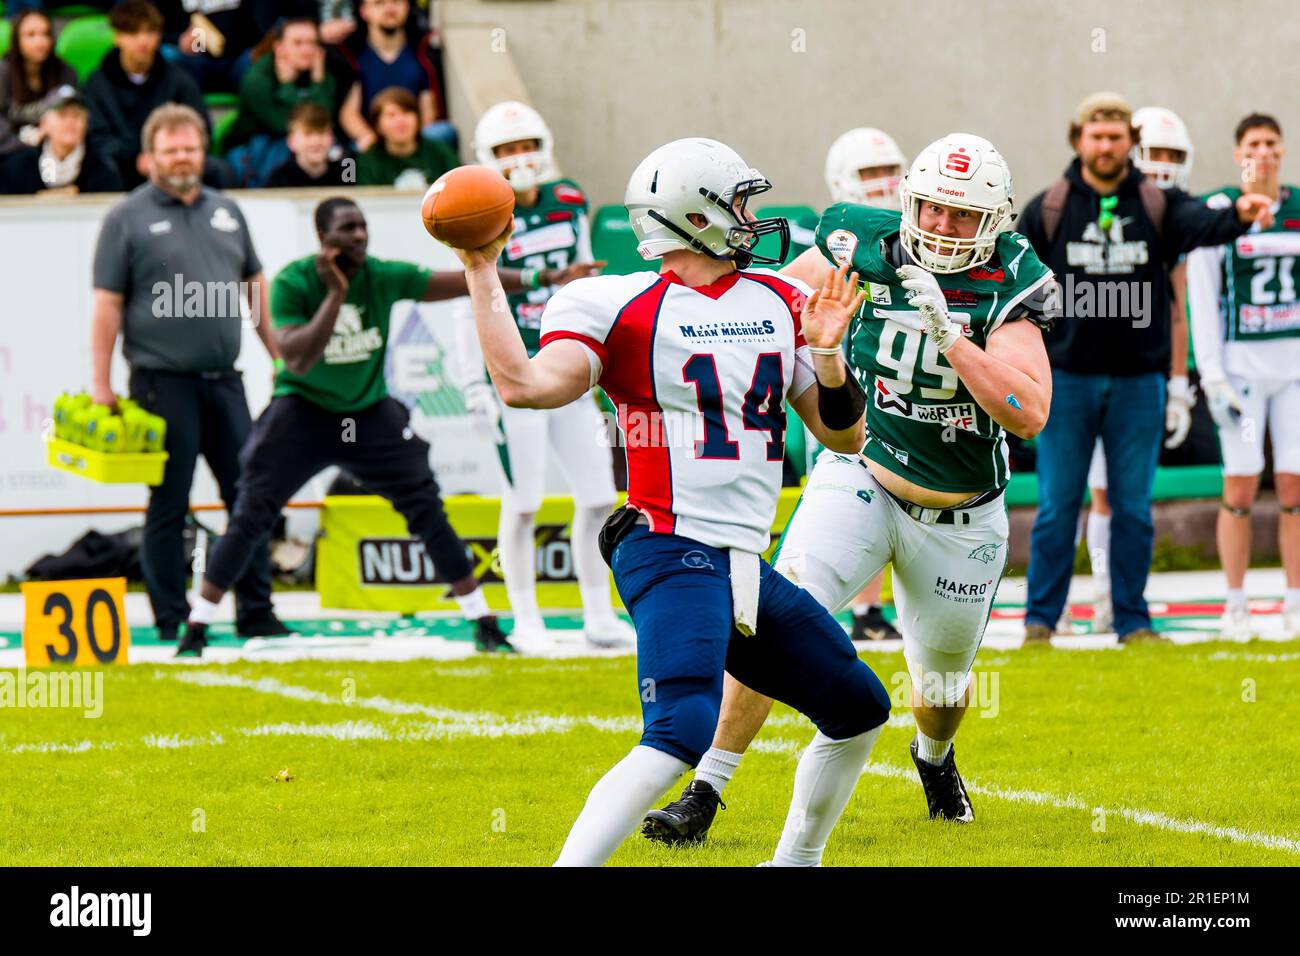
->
xmin=21 ymin=578 xmax=130 ymax=666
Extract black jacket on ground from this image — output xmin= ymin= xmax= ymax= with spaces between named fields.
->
xmin=0 ymin=141 xmax=123 ymax=194
xmin=1019 ymin=158 xmax=1247 ymax=375
xmin=82 ymin=49 xmax=209 ymax=190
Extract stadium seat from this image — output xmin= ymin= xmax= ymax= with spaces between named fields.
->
xmin=590 ymin=204 xmax=650 ymax=276
xmin=204 ymin=92 xmax=240 ymax=111
xmin=49 ymin=5 xmax=103 ymax=17
xmin=210 ymin=109 xmax=240 ymax=157
xmin=755 ymin=204 xmax=818 ymax=266
xmin=0 ymin=20 xmax=9 ymax=59
xmin=1004 ymin=464 xmax=1224 ymax=509
xmin=55 ymin=15 xmax=114 ymax=83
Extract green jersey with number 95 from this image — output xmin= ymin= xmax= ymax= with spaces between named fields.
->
xmin=498 ymin=178 xmax=592 ymax=356
xmin=816 ymin=203 xmax=1054 ymax=493
xmin=1203 ymin=186 xmax=1300 ymax=342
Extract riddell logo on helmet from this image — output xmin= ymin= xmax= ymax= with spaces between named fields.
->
xmin=935 ymin=186 xmax=966 ymax=197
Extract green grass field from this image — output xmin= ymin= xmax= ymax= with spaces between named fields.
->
xmin=2 ymin=640 xmax=1298 ymax=866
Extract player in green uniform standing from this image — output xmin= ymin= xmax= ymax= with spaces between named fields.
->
xmin=643 ymin=134 xmax=1055 ymax=842
xmin=178 ymin=197 xmax=586 ymax=657
xmin=457 ymin=101 xmax=634 ymax=649
xmin=1188 ymin=113 xmax=1300 ymax=639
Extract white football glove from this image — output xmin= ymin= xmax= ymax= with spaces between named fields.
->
xmin=1203 ymin=377 xmax=1244 ymax=430
xmin=895 ymin=265 xmax=963 ymax=353
xmin=1164 ymin=375 xmax=1195 ymax=449
xmin=463 ymin=380 xmax=502 ymax=441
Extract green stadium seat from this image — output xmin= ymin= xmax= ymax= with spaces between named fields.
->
xmin=55 ymin=15 xmax=114 ymax=83
xmin=1005 ymin=464 xmax=1224 ymax=509
xmin=49 ymin=5 xmax=104 ymax=17
xmin=210 ymin=108 xmax=240 ymax=157
xmin=0 ymin=20 xmax=10 ymax=60
xmin=591 ymin=204 xmax=650 ymax=276
xmin=755 ymin=204 xmax=818 ymax=266
xmin=204 ymin=92 xmax=240 ymax=111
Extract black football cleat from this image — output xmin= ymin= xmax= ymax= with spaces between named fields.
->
xmin=852 ymin=606 xmax=901 ymax=642
xmin=910 ymin=737 xmax=974 ymax=823
xmin=175 ymin=621 xmax=208 ymax=658
xmin=641 ymin=779 xmax=725 ymax=844
xmin=473 ymin=616 xmax=517 ymax=653
xmin=236 ymin=612 xmax=293 ymax=638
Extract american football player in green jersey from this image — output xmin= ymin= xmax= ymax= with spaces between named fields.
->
xmin=456 ymin=101 xmax=632 ymax=649
xmin=643 ymin=133 xmax=1056 ymax=844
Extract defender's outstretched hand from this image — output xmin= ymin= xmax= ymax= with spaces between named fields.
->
xmin=802 ymin=262 xmax=864 ymax=350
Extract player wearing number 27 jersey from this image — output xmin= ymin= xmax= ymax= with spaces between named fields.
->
xmin=452 ymin=136 xmax=891 ymax=867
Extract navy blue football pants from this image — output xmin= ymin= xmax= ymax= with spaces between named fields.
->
xmin=611 ymin=526 xmax=891 ymax=765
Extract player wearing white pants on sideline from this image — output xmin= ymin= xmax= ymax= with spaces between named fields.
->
xmin=776 ymin=450 xmax=1009 ymax=705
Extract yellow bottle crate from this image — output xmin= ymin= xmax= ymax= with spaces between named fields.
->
xmin=46 ymin=438 xmax=169 ymax=486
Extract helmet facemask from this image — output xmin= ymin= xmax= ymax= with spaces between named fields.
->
xmin=489 ymin=142 xmax=554 ymax=192
xmin=648 ymin=176 xmax=790 ymax=267
xmin=899 ymin=181 xmax=1012 ymax=274
xmin=834 ymin=167 xmax=904 ymax=209
xmin=1133 ymin=146 xmax=1191 ymax=190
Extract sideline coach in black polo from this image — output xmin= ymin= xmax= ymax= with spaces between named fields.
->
xmin=90 ymin=103 xmax=286 ymax=642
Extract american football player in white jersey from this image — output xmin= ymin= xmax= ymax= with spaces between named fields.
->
xmin=450 ymin=136 xmax=894 ymax=866
xmin=456 ymin=101 xmax=631 ymax=649
xmin=1064 ymin=106 xmax=1198 ymax=636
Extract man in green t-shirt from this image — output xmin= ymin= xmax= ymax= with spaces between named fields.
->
xmin=176 ymin=197 xmax=597 ymax=657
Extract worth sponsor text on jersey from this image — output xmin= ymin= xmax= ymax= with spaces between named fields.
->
xmin=874 ymin=382 xmax=979 ymax=431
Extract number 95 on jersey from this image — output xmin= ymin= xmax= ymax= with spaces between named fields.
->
xmin=20 ymin=578 xmax=130 ymax=666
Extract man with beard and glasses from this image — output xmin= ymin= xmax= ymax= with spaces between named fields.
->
xmin=91 ymin=103 xmax=285 ymax=647
xmin=1018 ymin=92 xmax=1274 ymax=646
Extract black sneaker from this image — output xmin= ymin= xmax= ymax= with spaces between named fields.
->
xmin=473 ymin=616 xmax=516 ymax=653
xmin=641 ymin=780 xmax=725 ymax=844
xmin=157 ymin=624 xmax=179 ymax=643
xmin=176 ymin=621 xmax=208 ymax=658
xmin=909 ymin=737 xmax=974 ymax=823
xmin=852 ymin=606 xmax=901 ymax=642
xmin=236 ymin=612 xmax=292 ymax=638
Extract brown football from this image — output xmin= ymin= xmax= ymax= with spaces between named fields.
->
xmin=420 ymin=165 xmax=516 ymax=250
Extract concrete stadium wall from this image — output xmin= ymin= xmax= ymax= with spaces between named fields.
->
xmin=441 ymin=0 xmax=1299 ymax=210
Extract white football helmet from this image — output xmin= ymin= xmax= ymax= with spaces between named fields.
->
xmin=898 ymin=133 xmax=1016 ymax=274
xmin=825 ymin=127 xmax=906 ymax=208
xmin=1132 ymin=106 xmax=1193 ymax=190
xmin=473 ymin=101 xmax=557 ymax=191
xmin=624 ymin=137 xmax=789 ymax=265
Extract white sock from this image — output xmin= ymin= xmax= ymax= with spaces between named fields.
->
xmin=453 ymin=587 xmax=490 ymax=621
xmin=574 ymin=505 xmax=618 ymax=626
xmin=1226 ymin=588 xmax=1247 ymax=611
xmin=189 ymin=595 xmax=221 ymax=625
xmin=771 ymin=727 xmax=881 ymax=867
xmin=694 ymin=747 xmax=743 ymax=796
xmin=507 ymin=588 xmax=544 ymax=628
xmin=554 ymin=745 xmax=689 ymax=866
xmin=1284 ymin=589 xmax=1300 ymax=612
xmin=498 ymin=507 xmax=537 ymax=614
xmin=1087 ymin=511 xmax=1111 ymax=581
xmin=915 ymin=727 xmax=953 ymax=765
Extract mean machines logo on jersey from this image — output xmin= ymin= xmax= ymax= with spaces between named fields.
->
xmin=873 ymin=380 xmax=979 ymax=431
xmin=324 ymin=304 xmax=384 ymax=365
xmin=677 ymin=318 xmax=780 ymax=343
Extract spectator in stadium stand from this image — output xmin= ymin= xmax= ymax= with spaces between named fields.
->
xmin=157 ymin=0 xmax=287 ymax=93
xmin=1017 ymin=91 xmax=1275 ymax=645
xmin=265 ymin=101 xmax=352 ymax=188
xmin=335 ymin=0 xmax=455 ymax=150
xmin=0 ymin=86 xmax=122 ymax=194
xmin=83 ymin=1 xmax=212 ymax=190
xmin=354 ymin=86 xmax=456 ymax=188
xmin=223 ymin=17 xmax=336 ymax=183
xmin=0 ymin=10 xmax=79 ymax=156
xmin=88 ymin=103 xmax=287 ymax=645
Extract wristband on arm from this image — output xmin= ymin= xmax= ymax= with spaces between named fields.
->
xmin=816 ymin=372 xmax=867 ymax=431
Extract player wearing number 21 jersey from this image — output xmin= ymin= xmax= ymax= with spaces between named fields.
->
xmin=452 ymin=136 xmax=891 ymax=866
